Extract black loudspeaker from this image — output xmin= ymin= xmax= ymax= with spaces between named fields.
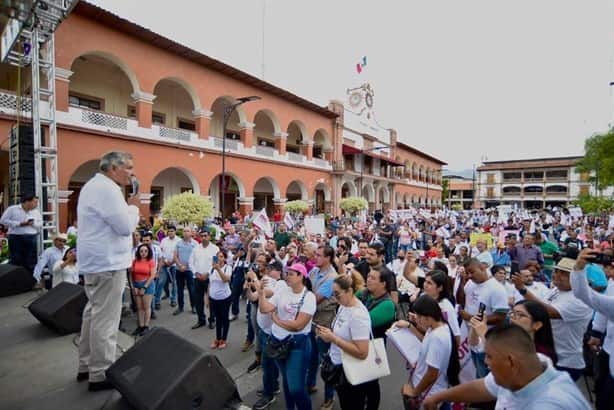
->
xmin=28 ymin=282 xmax=87 ymax=334
xmin=0 ymin=264 xmax=35 ymax=297
xmin=106 ymin=328 xmax=242 ymax=410
xmin=8 ymin=124 xmax=45 ymax=205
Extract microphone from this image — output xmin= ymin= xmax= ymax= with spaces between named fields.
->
xmin=130 ymin=176 xmax=140 ymax=196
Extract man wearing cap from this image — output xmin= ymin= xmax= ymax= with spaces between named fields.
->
xmin=33 ymin=233 xmax=69 ymax=287
xmin=491 ymin=241 xmax=511 ymax=266
xmin=511 ymin=257 xmax=592 ymax=381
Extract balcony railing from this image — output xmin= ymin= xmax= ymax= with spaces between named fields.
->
xmin=313 ymin=158 xmax=329 ymax=167
xmin=81 ymin=109 xmax=128 ymax=130
xmin=288 ymin=152 xmax=304 ymax=163
xmin=213 ymin=137 xmax=239 ymax=150
xmin=159 ymin=126 xmax=194 ymax=141
xmin=0 ymin=91 xmax=32 ymax=112
xmin=256 ymin=145 xmax=275 ymax=157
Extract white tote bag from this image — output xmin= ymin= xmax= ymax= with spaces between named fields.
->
xmin=341 ymin=336 xmax=390 ymax=385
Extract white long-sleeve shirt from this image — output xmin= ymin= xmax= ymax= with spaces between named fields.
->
xmin=33 ymin=245 xmax=68 ymax=281
xmin=188 ymin=242 xmax=219 ymax=278
xmin=0 ymin=204 xmax=42 ymax=235
xmin=52 ymin=260 xmax=79 ymax=286
xmin=77 ymin=173 xmax=139 ymax=274
xmin=571 ymin=269 xmax=614 ymax=377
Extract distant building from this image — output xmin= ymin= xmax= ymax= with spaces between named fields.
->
xmin=476 ymin=156 xmax=612 ymax=209
xmin=443 ymin=175 xmax=475 ymax=210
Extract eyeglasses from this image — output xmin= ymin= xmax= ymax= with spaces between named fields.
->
xmin=509 ymin=310 xmax=531 ymax=320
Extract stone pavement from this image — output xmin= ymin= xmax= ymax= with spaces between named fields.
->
xmin=0 ymin=290 xmax=595 ymax=410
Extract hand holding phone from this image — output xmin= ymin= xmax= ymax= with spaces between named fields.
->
xmin=477 ymin=302 xmax=486 ymax=321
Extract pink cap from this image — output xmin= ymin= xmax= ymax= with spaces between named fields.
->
xmin=288 ymin=263 xmax=308 ymax=278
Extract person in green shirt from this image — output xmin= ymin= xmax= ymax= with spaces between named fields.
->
xmin=273 ymin=224 xmax=291 ymax=250
xmin=535 ymin=232 xmax=558 ymax=282
xmin=356 ymin=268 xmax=396 ymax=339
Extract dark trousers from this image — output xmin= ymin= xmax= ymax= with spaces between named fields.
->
xmin=246 ymin=301 xmax=256 ymax=343
xmin=176 ymin=269 xmax=195 ymax=312
xmin=210 ymin=296 xmax=231 ymax=340
xmin=230 ymin=268 xmax=245 ymax=316
xmin=596 ymin=350 xmax=614 ymax=410
xmin=193 ymin=278 xmax=209 ymax=324
xmin=336 ymin=377 xmax=379 ymax=410
xmin=8 ymin=234 xmax=37 ymax=273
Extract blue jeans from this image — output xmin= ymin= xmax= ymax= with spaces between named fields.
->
xmin=276 ymin=334 xmax=312 ymax=410
xmin=246 ymin=302 xmax=255 ymax=343
xmin=307 ymin=331 xmax=334 ymax=401
xmin=8 ymin=234 xmax=37 ymax=273
xmin=175 ymin=269 xmax=195 ymax=311
xmin=259 ymin=331 xmax=280 ymax=397
xmin=230 ymin=267 xmax=245 ymax=316
xmin=471 ymin=350 xmax=489 ymax=378
xmin=398 ymin=243 xmax=412 ymax=253
xmin=155 ymin=265 xmax=177 ymax=304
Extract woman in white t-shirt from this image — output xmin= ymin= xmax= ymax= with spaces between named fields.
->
xmin=52 ymin=247 xmax=79 ymax=286
xmin=258 ymin=263 xmax=316 ymax=410
xmin=395 ymin=295 xmax=460 ymax=408
xmin=423 ymin=270 xmax=461 ymax=346
xmin=208 ymin=250 xmax=232 ymax=350
xmin=316 ymin=275 xmax=372 ymax=409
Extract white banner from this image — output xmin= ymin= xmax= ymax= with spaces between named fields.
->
xmin=304 ymin=215 xmax=325 ymax=235
xmin=252 ymin=209 xmax=273 ymax=237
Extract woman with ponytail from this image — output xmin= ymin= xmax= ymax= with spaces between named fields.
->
xmin=393 ymin=294 xmax=460 ymax=409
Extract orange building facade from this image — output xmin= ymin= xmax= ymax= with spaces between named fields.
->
xmin=0 ymin=2 xmax=445 ymax=231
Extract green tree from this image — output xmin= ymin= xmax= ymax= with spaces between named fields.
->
xmin=576 ymin=129 xmax=614 ymax=190
xmin=441 ymin=178 xmax=449 ymax=203
xmin=572 ymin=194 xmax=614 ymax=214
xmin=284 ymin=200 xmax=309 ymax=215
xmin=339 ymin=196 xmax=368 ymax=214
xmin=161 ymin=192 xmax=214 ymax=226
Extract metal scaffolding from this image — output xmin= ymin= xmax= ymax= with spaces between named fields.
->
xmin=2 ymin=1 xmax=78 ymax=252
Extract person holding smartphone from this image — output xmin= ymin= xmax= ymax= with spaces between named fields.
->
xmin=188 ymin=230 xmax=218 ymax=330
xmin=0 ymin=194 xmax=42 ymax=275
xmin=208 ymin=249 xmax=232 ymax=349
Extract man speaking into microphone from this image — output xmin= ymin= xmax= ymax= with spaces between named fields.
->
xmin=76 ymin=151 xmax=140 ymax=391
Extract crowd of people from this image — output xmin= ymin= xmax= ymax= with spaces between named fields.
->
xmin=120 ymin=204 xmax=612 ymax=410
xmin=6 ymin=151 xmax=613 ymax=409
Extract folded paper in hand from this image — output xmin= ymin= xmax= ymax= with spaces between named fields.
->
xmin=386 ymin=326 xmax=421 ymax=366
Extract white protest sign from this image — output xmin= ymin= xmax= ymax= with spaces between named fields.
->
xmin=568 ymin=207 xmax=583 ymax=218
xmin=304 ymin=216 xmax=325 ymax=235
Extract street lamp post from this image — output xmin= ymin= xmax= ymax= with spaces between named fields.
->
xmin=221 ymin=96 xmax=261 ymax=219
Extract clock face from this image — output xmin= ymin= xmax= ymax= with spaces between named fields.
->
xmin=349 ymin=92 xmax=363 ymax=108
xmin=365 ymin=93 xmax=373 ymax=108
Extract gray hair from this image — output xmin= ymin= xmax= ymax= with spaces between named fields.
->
xmin=99 ymin=151 xmax=133 ymax=172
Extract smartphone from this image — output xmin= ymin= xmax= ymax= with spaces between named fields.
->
xmin=477 ymin=302 xmax=486 ymax=321
xmin=510 ymin=262 xmax=520 ymax=275
xmin=130 ymin=176 xmax=140 ymax=196
xmin=212 ymin=255 xmax=218 ymax=264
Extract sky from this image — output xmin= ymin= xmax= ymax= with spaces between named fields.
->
xmin=90 ymin=0 xmax=614 ymax=171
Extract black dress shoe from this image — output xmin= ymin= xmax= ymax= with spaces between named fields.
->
xmin=172 ymin=309 xmax=183 ymax=316
xmin=191 ymin=322 xmax=206 ymax=329
xmin=88 ymin=380 xmax=114 ymax=392
xmin=150 ymin=311 xmax=157 ymax=320
xmin=208 ymin=321 xmax=215 ymax=329
xmin=76 ymin=372 xmax=88 ymax=382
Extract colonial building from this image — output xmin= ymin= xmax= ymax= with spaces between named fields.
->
xmin=443 ymin=175 xmax=475 ymax=210
xmin=476 ymin=156 xmax=612 ymax=209
xmin=0 ymin=2 xmax=445 ymax=231
xmin=331 ymin=84 xmax=445 ymax=213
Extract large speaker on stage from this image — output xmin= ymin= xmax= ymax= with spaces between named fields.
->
xmin=28 ymin=282 xmax=87 ymax=334
xmin=8 ymin=124 xmax=44 ymax=205
xmin=106 ymin=328 xmax=242 ymax=410
xmin=0 ymin=264 xmax=35 ymax=297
